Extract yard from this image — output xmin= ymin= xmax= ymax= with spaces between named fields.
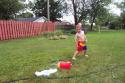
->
xmin=0 ymin=30 xmax=125 ymax=83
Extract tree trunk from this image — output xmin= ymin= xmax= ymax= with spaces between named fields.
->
xmin=90 ymin=16 xmax=95 ymax=30
xmin=90 ymin=23 xmax=93 ymax=30
xmin=90 ymin=9 xmax=97 ymax=30
xmin=71 ymin=0 xmax=78 ymax=25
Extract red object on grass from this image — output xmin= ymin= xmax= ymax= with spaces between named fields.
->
xmin=57 ymin=61 xmax=72 ymax=70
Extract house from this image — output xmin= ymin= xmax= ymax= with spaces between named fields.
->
xmin=55 ymin=21 xmax=72 ymax=26
xmin=19 ymin=0 xmax=29 ymax=4
xmin=55 ymin=21 xmax=75 ymax=30
xmin=15 ymin=17 xmax=48 ymax=22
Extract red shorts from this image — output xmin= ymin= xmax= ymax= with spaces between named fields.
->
xmin=77 ymin=41 xmax=87 ymax=51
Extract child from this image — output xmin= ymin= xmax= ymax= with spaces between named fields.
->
xmin=72 ymin=23 xmax=88 ymax=60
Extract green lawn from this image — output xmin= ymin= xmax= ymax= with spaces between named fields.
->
xmin=0 ymin=30 xmax=125 ymax=83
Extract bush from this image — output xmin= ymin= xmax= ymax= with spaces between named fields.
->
xmin=42 ymin=30 xmax=64 ymax=38
xmin=42 ymin=32 xmax=55 ymax=38
xmin=49 ymin=35 xmax=68 ymax=40
xmin=63 ymin=29 xmax=76 ymax=35
xmin=42 ymin=30 xmax=69 ymax=40
xmin=59 ymin=35 xmax=68 ymax=39
xmin=54 ymin=30 xmax=63 ymax=36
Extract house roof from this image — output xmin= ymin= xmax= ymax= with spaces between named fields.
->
xmin=15 ymin=17 xmax=39 ymax=22
xmin=15 ymin=17 xmax=47 ymax=22
xmin=19 ymin=0 xmax=26 ymax=2
xmin=55 ymin=21 xmax=72 ymax=25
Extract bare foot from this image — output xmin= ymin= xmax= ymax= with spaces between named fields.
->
xmin=85 ymin=55 xmax=89 ymax=58
xmin=72 ymin=57 xmax=76 ymax=60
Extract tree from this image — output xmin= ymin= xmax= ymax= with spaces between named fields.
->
xmin=119 ymin=1 xmax=125 ymax=23
xmin=88 ymin=0 xmax=111 ymax=30
xmin=0 ymin=0 xmax=23 ymax=20
xmin=32 ymin=0 xmax=64 ymax=21
xmin=95 ymin=9 xmax=110 ymax=26
xmin=69 ymin=0 xmax=111 ymax=27
xmin=116 ymin=1 xmax=125 ymax=29
xmin=21 ymin=1 xmax=34 ymax=12
xmin=16 ymin=12 xmax=33 ymax=18
xmin=117 ymin=1 xmax=125 ymax=13
xmin=16 ymin=1 xmax=34 ymax=18
xmin=71 ymin=0 xmax=89 ymax=25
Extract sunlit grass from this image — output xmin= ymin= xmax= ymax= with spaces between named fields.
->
xmin=0 ymin=30 xmax=125 ymax=83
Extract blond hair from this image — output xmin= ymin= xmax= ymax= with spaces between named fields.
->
xmin=76 ymin=23 xmax=82 ymax=29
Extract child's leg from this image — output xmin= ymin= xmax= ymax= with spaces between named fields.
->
xmin=72 ymin=51 xmax=79 ymax=60
xmin=83 ymin=46 xmax=87 ymax=55
xmin=83 ymin=50 xmax=87 ymax=55
xmin=82 ymin=50 xmax=89 ymax=58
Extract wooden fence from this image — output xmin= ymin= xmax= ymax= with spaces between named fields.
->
xmin=0 ymin=20 xmax=56 ymax=40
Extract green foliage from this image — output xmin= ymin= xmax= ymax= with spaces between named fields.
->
xmin=56 ymin=25 xmax=75 ymax=35
xmin=42 ymin=32 xmax=55 ymax=38
xmin=96 ymin=13 xmax=120 ymax=29
xmin=120 ymin=12 xmax=125 ymax=23
xmin=0 ymin=0 xmax=23 ymax=19
xmin=16 ymin=12 xmax=33 ymax=18
xmin=42 ymin=30 xmax=64 ymax=38
xmin=69 ymin=0 xmax=111 ymax=27
xmin=95 ymin=9 xmax=110 ymax=25
xmin=42 ymin=30 xmax=69 ymax=40
xmin=27 ymin=1 xmax=34 ymax=9
xmin=117 ymin=1 xmax=125 ymax=13
xmin=89 ymin=0 xmax=111 ymax=30
xmin=116 ymin=1 xmax=125 ymax=26
xmin=32 ymin=0 xmax=63 ymax=21
xmin=63 ymin=29 xmax=76 ymax=35
xmin=54 ymin=30 xmax=63 ymax=36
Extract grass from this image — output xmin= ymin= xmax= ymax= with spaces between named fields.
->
xmin=0 ymin=30 xmax=125 ymax=83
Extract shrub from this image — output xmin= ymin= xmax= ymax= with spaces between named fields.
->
xmin=59 ymin=35 xmax=68 ymax=39
xmin=54 ymin=30 xmax=63 ymax=36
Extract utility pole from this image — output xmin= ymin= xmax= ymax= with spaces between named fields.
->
xmin=47 ymin=0 xmax=50 ymax=21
